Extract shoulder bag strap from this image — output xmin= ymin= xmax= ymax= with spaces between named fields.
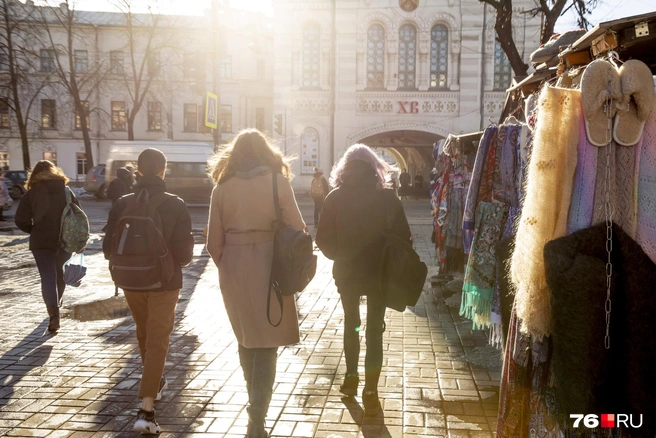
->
xmin=267 ymin=172 xmax=284 ymax=327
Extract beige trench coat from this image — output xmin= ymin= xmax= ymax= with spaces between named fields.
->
xmin=206 ymin=166 xmax=306 ymax=348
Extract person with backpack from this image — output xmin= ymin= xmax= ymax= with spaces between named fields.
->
xmin=102 ymin=148 xmax=193 ymax=435
xmin=315 ymin=144 xmax=411 ymax=417
xmin=106 ymin=167 xmax=134 ymax=205
xmin=14 ymin=160 xmax=84 ymax=332
xmin=206 ymin=129 xmax=306 ymax=438
xmin=310 ymin=167 xmax=330 ymax=227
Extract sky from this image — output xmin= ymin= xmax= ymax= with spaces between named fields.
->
xmin=555 ymin=0 xmax=655 ymax=32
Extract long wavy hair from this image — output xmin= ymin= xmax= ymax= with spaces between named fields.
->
xmin=26 ymin=160 xmax=69 ymax=190
xmin=329 ymin=144 xmax=396 ymax=190
xmin=208 ymin=129 xmax=293 ymax=184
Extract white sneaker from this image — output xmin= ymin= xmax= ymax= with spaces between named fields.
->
xmin=133 ymin=408 xmax=160 ymax=434
xmin=155 ymin=376 xmax=168 ymax=401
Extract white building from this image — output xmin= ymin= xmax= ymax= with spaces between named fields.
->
xmin=271 ymin=0 xmax=542 ymax=189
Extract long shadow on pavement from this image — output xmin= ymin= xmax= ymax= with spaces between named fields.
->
xmin=341 ymin=395 xmax=392 ymax=438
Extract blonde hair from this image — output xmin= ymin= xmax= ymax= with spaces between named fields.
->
xmin=26 ymin=160 xmax=69 ymax=190
xmin=208 ymin=129 xmax=293 ymax=184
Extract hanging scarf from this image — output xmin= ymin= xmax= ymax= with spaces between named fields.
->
xmin=637 ymin=101 xmax=656 ymax=264
xmin=510 ymin=86 xmax=580 ymax=340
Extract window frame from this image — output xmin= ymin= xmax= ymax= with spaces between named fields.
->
xmin=41 ymin=99 xmax=57 ymax=129
xmin=493 ymin=40 xmax=512 ymax=91
xmin=110 ymin=50 xmax=124 ymax=75
xmin=183 ymin=103 xmax=198 ymax=132
xmin=220 ymin=104 xmax=232 ymax=134
xmin=0 ymin=51 xmax=8 ymax=71
xmin=74 ymin=50 xmax=88 ymax=74
xmin=147 ymin=101 xmax=162 ymax=131
xmin=111 ymin=100 xmax=126 ymax=131
xmin=40 ymin=49 xmax=56 ymax=73
xmin=219 ymin=55 xmax=231 ymax=78
xmin=301 ymin=22 xmax=321 ymax=90
xmin=0 ymin=152 xmax=9 ymax=171
xmin=75 ymin=100 xmax=89 ymax=130
xmin=398 ymin=23 xmax=417 ymax=90
xmin=0 ymin=99 xmax=9 ymax=129
xmin=76 ymin=152 xmax=87 ymax=176
xmin=429 ymin=24 xmax=449 ymax=90
xmin=366 ymin=23 xmax=385 ymax=90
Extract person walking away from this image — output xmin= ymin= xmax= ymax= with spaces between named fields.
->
xmin=316 ymin=144 xmax=412 ymax=417
xmin=14 ymin=160 xmax=79 ymax=332
xmin=102 ymin=148 xmax=193 ymax=434
xmin=310 ymin=167 xmax=330 ymax=227
xmin=414 ymin=173 xmax=424 ymax=199
xmin=0 ymin=173 xmax=11 ymax=221
xmin=106 ymin=167 xmax=133 ymax=205
xmin=206 ymin=129 xmax=306 ymax=438
xmin=399 ymin=168 xmax=411 ymax=200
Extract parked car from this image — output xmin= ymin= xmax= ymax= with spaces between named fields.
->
xmin=84 ymin=164 xmax=107 ymax=198
xmin=1 ymin=170 xmax=28 ymax=200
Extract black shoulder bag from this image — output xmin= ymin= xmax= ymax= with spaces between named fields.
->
xmin=379 ymin=191 xmax=428 ymax=312
xmin=267 ymin=173 xmax=318 ymax=327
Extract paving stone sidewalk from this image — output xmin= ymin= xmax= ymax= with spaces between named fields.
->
xmin=0 ymin=211 xmax=501 ymax=437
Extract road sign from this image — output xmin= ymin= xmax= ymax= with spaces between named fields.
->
xmin=205 ymin=92 xmax=218 ymax=129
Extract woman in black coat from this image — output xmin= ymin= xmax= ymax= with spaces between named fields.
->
xmin=316 ymin=144 xmax=411 ymax=416
xmin=15 ymin=160 xmax=79 ymax=332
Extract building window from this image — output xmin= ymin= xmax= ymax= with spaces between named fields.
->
xmin=366 ymin=24 xmax=385 ymax=89
xmin=494 ymin=40 xmax=512 ymax=91
xmin=76 ymin=152 xmax=87 ymax=176
xmin=430 ymin=24 xmax=448 ymax=89
xmin=302 ymin=23 xmax=320 ymax=89
xmin=74 ymin=50 xmax=88 ymax=73
xmin=148 ymin=52 xmax=160 ymax=77
xmin=0 ymin=152 xmax=8 ymax=170
xmin=183 ymin=52 xmax=194 ymax=78
xmin=147 ymin=101 xmax=162 ymax=131
xmin=0 ymin=51 xmax=8 ymax=71
xmin=40 ymin=49 xmax=56 ymax=72
xmin=184 ymin=104 xmax=197 ymax=132
xmin=111 ymin=101 xmax=126 ymax=131
xmin=301 ymin=127 xmax=319 ymax=175
xmin=219 ymin=56 xmax=231 ymax=78
xmin=398 ymin=24 xmax=417 ymax=90
xmin=220 ymin=105 xmax=232 ymax=133
xmin=110 ymin=50 xmax=124 ymax=75
xmin=75 ymin=100 xmax=89 ymax=130
xmin=43 ymin=152 xmax=57 ymax=166
xmin=255 ymin=107 xmax=265 ymax=131
xmin=257 ymin=60 xmax=265 ymax=82
xmin=41 ymin=99 xmax=56 ymax=129
xmin=0 ymin=99 xmax=9 ymax=129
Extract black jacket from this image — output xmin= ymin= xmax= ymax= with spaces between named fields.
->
xmin=15 ymin=178 xmax=79 ymax=251
xmin=102 ymin=175 xmax=194 ymax=292
xmin=316 ymin=160 xmax=412 ymax=293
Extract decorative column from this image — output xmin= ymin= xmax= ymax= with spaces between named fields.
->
xmin=387 ymin=38 xmax=398 ymax=91
xmin=417 ymin=34 xmax=430 ymax=91
xmin=450 ymin=40 xmax=461 ymax=91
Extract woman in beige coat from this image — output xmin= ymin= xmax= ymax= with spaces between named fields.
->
xmin=206 ymin=129 xmax=306 ymax=438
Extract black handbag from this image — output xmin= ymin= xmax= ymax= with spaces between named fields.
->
xmin=267 ymin=173 xmax=318 ymax=327
xmin=380 ymin=193 xmax=428 ymax=312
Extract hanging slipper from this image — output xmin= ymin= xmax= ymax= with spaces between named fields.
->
xmin=581 ymin=59 xmax=622 ymax=147
xmin=613 ymin=59 xmax=656 ymax=146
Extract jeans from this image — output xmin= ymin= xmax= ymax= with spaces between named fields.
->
xmin=124 ymin=289 xmax=179 ymax=399
xmin=339 ymin=289 xmax=386 ymax=391
xmin=313 ymin=197 xmax=324 ymax=225
xmin=238 ymin=344 xmax=277 ymax=424
xmin=32 ymin=249 xmax=72 ymax=308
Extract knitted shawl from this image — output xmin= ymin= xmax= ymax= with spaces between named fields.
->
xmin=510 ymin=86 xmax=580 ymax=340
xmin=636 ymin=101 xmax=656 ymax=264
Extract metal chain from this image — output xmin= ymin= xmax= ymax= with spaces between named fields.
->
xmin=603 ymin=76 xmax=614 ymax=350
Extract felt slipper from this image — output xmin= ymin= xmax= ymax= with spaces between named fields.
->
xmin=581 ymin=59 xmax=622 ymax=147
xmin=613 ymin=59 xmax=656 ymax=146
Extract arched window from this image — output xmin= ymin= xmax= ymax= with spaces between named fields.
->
xmin=398 ymin=24 xmax=417 ymax=90
xmin=302 ymin=23 xmax=320 ymax=89
xmin=430 ymin=24 xmax=448 ymax=89
xmin=366 ymin=24 xmax=385 ymax=89
xmin=301 ymin=128 xmax=320 ymax=174
xmin=494 ymin=40 xmax=512 ymax=91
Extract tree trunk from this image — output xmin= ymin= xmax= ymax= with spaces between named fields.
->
xmin=81 ymin=118 xmax=94 ymax=169
xmin=127 ymin=117 xmax=135 ymax=141
xmin=18 ymin=119 xmax=30 ymax=170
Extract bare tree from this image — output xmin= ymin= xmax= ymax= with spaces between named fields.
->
xmin=481 ymin=0 xmax=599 ymax=77
xmin=0 ymin=0 xmax=52 ymax=170
xmin=34 ymin=0 xmax=112 ymax=169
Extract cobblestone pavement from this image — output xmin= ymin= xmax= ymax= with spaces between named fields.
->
xmin=0 ymin=199 xmax=501 ymax=437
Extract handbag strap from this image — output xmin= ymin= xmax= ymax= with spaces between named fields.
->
xmin=267 ymin=171 xmax=284 ymax=327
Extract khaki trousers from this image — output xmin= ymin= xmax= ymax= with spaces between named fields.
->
xmin=124 ymin=289 xmax=179 ymax=399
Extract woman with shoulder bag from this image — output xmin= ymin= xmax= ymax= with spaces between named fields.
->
xmin=14 ymin=160 xmax=79 ymax=332
xmin=206 ymin=129 xmax=307 ymax=438
xmin=316 ymin=144 xmax=412 ymax=416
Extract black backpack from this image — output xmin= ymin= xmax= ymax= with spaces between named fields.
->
xmin=380 ymin=192 xmax=428 ymax=311
xmin=109 ymin=190 xmax=175 ymax=291
xmin=267 ymin=172 xmax=317 ymax=326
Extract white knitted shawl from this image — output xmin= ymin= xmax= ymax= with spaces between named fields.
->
xmin=511 ymin=86 xmax=581 ymax=340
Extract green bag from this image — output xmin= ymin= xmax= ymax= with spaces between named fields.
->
xmin=60 ymin=188 xmax=89 ymax=253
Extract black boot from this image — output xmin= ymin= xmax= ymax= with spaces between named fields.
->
xmin=47 ymin=306 xmax=60 ymax=332
xmin=246 ymin=348 xmax=277 ymax=438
